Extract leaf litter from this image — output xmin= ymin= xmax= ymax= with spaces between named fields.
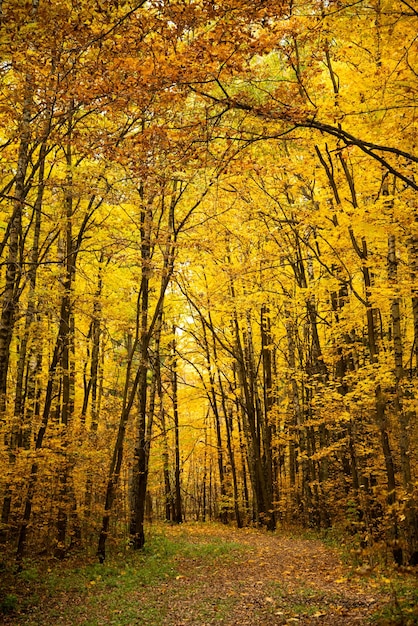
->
xmin=132 ymin=525 xmax=398 ymax=625
xmin=2 ymin=523 xmax=416 ymax=625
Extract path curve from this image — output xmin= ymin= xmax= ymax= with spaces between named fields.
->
xmin=144 ymin=525 xmax=391 ymax=625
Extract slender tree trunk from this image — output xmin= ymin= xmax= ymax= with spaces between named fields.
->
xmin=199 ymin=307 xmax=228 ymax=523
xmin=83 ymin=258 xmax=105 ymax=520
xmin=155 ymin=327 xmax=173 ymax=521
xmin=0 ymin=84 xmax=32 ymax=414
xmin=234 ymin=372 xmax=250 ymax=518
xmin=55 ymin=132 xmax=75 ymax=558
xmin=223 ymin=402 xmax=242 ymax=528
xmin=171 ymin=328 xmax=183 ymax=524
xmin=260 ymin=304 xmax=276 ymax=530
xmin=388 ymin=234 xmax=412 ymax=489
xmin=82 ymin=254 xmax=105 ymax=427
xmin=16 ymin=313 xmax=69 ymax=565
xmin=407 ymin=221 xmax=418 ymax=372
xmin=231 ymin=299 xmax=272 ymax=527
xmin=208 ymin=299 xmax=242 ymax=526
xmin=13 ymin=142 xmax=46 ymax=435
xmin=15 ymin=121 xmax=96 ymax=562
xmin=129 ymin=191 xmax=153 ymax=549
xmin=129 ymin=361 xmax=152 ymax=549
xmin=0 ymin=142 xmax=46 ymax=542
xmin=388 ymin=232 xmax=418 ymax=562
xmin=100 ymin=182 xmax=178 ymax=561
xmin=284 ymin=306 xmax=299 ymax=491
xmin=97 ymin=359 xmax=143 ymax=562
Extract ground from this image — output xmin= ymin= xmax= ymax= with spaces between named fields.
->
xmin=143 ymin=525 xmax=412 ymax=625
xmin=1 ymin=523 xmax=417 ymax=625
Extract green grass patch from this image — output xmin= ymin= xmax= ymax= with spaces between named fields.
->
xmin=0 ymin=523 xmax=247 ymax=625
xmin=370 ymin=576 xmax=418 ymax=625
xmin=0 ymin=593 xmax=18 ymax=615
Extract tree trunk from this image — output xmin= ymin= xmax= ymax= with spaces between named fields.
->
xmin=0 ymin=141 xmax=46 ymax=542
xmin=199 ymin=306 xmax=228 ymax=524
xmin=388 ymin=232 xmax=417 ymax=563
xmin=171 ymin=328 xmax=183 ymax=524
xmin=0 ymin=83 xmax=31 ymax=413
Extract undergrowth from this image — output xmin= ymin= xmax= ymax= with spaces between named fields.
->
xmin=283 ymin=524 xmax=418 ymax=624
xmin=0 ymin=523 xmax=246 ymax=625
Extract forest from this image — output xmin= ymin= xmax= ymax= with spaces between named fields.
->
xmin=0 ymin=0 xmax=417 ymax=576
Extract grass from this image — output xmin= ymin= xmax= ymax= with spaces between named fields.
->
xmin=0 ymin=524 xmax=247 ymax=625
xmin=369 ymin=577 xmax=418 ymax=625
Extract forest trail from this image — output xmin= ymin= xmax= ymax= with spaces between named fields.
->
xmin=3 ymin=523 xmax=415 ymax=626
xmin=151 ymin=525 xmax=393 ymax=626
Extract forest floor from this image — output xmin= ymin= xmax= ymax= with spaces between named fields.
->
xmin=1 ymin=522 xmax=417 ymax=625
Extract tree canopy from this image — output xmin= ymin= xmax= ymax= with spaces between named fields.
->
xmin=0 ymin=0 xmax=417 ymax=567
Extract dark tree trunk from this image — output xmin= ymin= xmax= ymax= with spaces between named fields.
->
xmin=0 ymin=85 xmax=31 ymax=414
xmin=171 ymin=328 xmax=183 ymax=524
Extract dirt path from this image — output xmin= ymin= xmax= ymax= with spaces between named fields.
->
xmin=146 ymin=526 xmax=395 ymax=625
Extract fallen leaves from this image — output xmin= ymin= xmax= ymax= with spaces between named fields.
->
xmin=3 ymin=523 xmax=402 ymax=626
xmin=162 ymin=526 xmax=394 ymax=625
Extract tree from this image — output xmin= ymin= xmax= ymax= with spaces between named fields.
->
xmin=0 ymin=0 xmax=416 ymax=567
